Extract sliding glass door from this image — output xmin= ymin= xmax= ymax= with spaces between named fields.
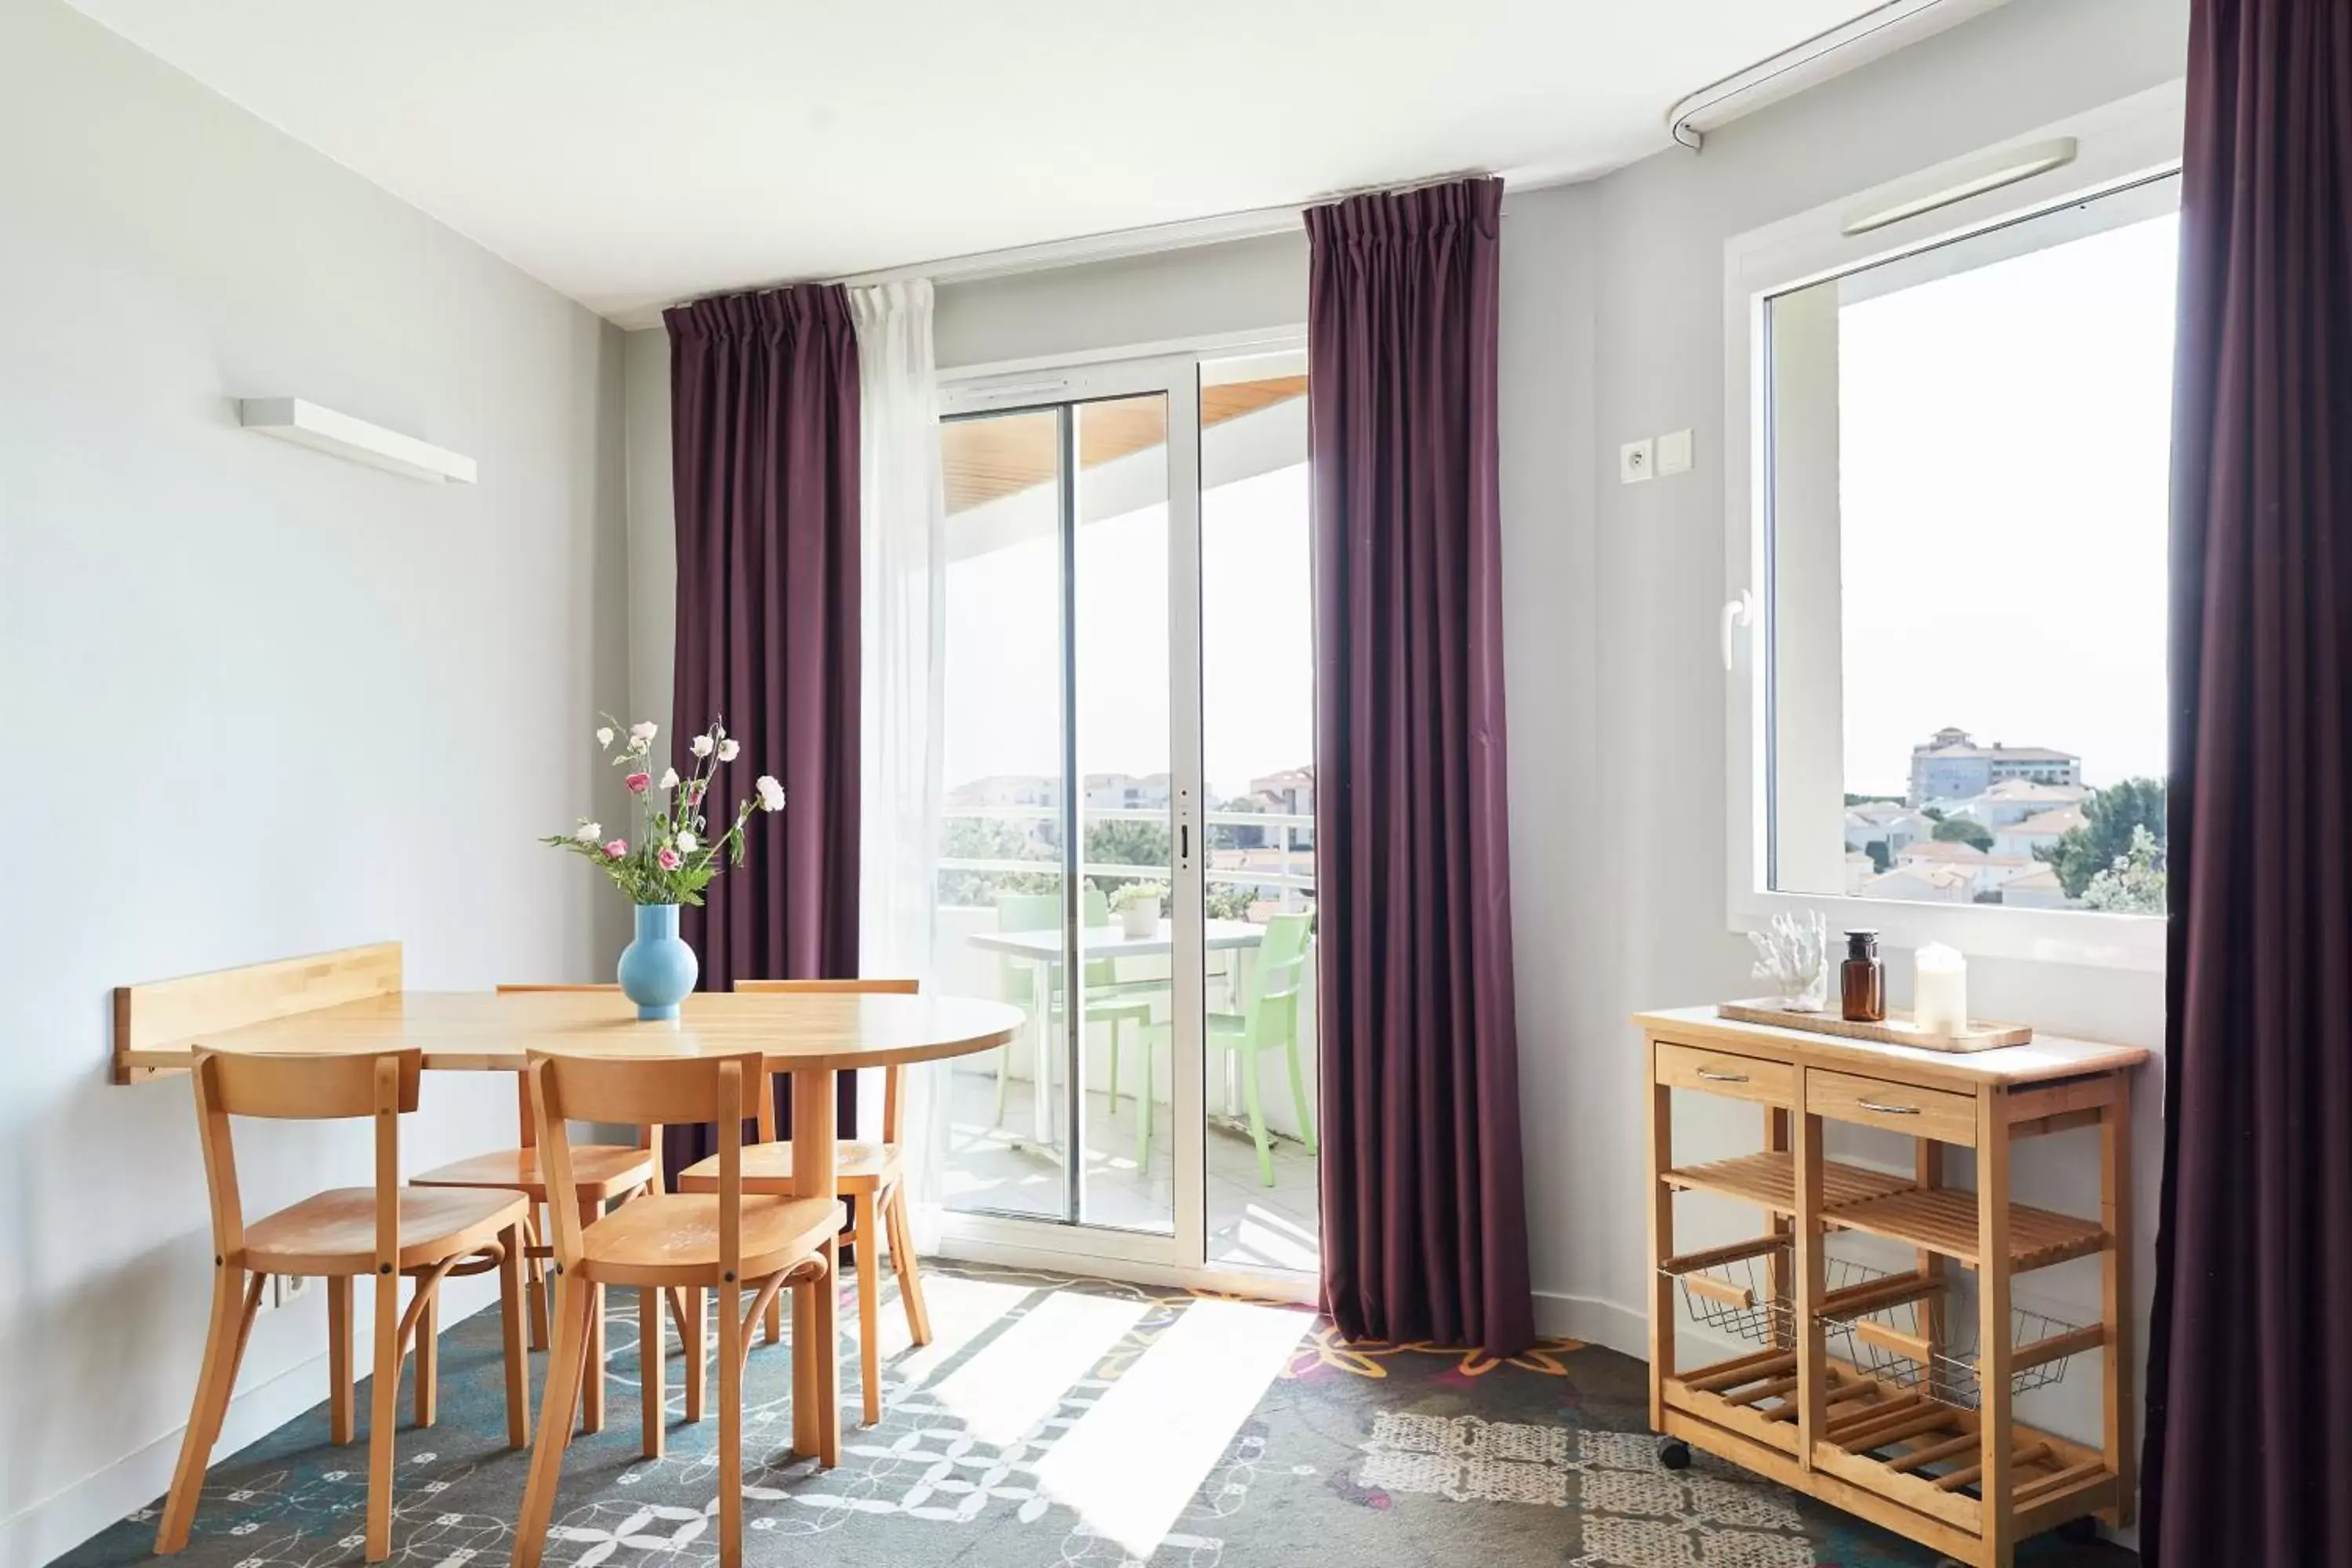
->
xmin=934 ymin=347 xmax=1315 ymax=1283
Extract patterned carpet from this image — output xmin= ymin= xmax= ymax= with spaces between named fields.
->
xmin=64 ymin=1265 xmax=2136 ymax=1567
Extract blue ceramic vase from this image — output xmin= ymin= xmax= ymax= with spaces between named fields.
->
xmin=618 ymin=902 xmax=697 ymax=1020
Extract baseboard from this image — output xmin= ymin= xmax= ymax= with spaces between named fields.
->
xmin=1533 ymin=1289 xmax=1650 ymax=1359
xmin=0 ymin=1276 xmax=498 ymax=1568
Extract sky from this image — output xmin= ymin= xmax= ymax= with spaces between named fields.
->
xmin=1831 ymin=209 xmax=2177 ymax=798
xmin=940 ymin=461 xmax=1313 ymax=803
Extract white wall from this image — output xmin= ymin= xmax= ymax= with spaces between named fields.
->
xmin=0 ymin=3 xmax=632 ymax=1559
xmin=1500 ymin=0 xmax=2186 ymax=1520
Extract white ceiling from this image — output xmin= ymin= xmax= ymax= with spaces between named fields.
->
xmin=69 ymin=0 xmax=1881 ymax=325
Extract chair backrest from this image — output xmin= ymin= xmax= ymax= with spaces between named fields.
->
xmin=733 ymin=978 xmax=921 ymax=1142
xmin=191 ymin=1047 xmax=419 ymax=1268
xmin=494 ymin=984 xmax=645 ymax=1155
xmin=529 ymin=1050 xmax=767 ymax=1275
xmin=994 ymin=888 xmax=1124 ymax=990
xmin=1244 ymin=913 xmax=1313 ymax=1042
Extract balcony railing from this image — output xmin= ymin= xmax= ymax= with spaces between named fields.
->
xmin=938 ymin=803 xmax=1314 ymax=912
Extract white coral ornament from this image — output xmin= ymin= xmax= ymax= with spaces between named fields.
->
xmin=1748 ymin=910 xmax=1831 ymax=1012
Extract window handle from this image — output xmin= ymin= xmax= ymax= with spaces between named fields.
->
xmin=1720 ymin=589 xmax=1755 ymax=671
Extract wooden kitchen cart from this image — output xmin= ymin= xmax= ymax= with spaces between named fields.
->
xmin=1635 ymin=1006 xmax=2146 ymax=1568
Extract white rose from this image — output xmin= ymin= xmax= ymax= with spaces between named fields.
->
xmin=755 ymin=775 xmax=786 ymax=812
xmin=659 ymin=768 xmax=680 ymax=790
xmin=594 ymin=727 xmax=615 ymax=749
xmin=691 ymin=734 xmax=715 ymax=758
xmin=630 ymin=721 xmax=659 ymax=742
xmin=574 ymin=822 xmax=601 ymax=843
xmin=716 ymin=739 xmax=740 ymax=762
xmin=675 ymin=830 xmax=699 ymax=854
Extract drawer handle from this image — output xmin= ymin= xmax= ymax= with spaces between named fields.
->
xmin=1856 ymin=1099 xmax=1920 ymax=1116
xmin=1697 ymin=1067 xmax=1751 ymax=1083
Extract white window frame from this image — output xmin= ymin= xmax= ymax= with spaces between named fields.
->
xmin=1721 ymin=83 xmax=2184 ymax=972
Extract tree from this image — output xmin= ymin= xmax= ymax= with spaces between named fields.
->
xmin=1932 ymin=817 xmax=1993 ymax=853
xmin=1865 ymin=841 xmax=1892 ymax=875
xmin=1084 ymin=818 xmax=1171 ymax=875
xmin=937 ymin=815 xmax=1058 ymax=906
xmin=2038 ymin=777 xmax=2168 ymax=899
xmin=2081 ymin=823 xmax=2167 ymax=913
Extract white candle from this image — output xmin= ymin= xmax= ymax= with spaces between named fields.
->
xmin=1913 ymin=942 xmax=1968 ymax=1037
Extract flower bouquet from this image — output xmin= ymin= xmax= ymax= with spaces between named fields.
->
xmin=544 ymin=715 xmax=784 ymax=1018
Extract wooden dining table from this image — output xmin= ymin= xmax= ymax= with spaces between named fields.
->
xmin=114 ymin=945 xmax=1023 ymax=1467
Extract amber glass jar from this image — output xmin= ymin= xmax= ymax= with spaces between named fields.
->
xmin=1841 ymin=930 xmax=1886 ymax=1023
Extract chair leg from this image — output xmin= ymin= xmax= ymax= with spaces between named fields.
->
xmin=640 ymin=1284 xmax=666 ymax=1458
xmin=675 ymin=1287 xmax=705 ymax=1423
xmin=578 ymin=1198 xmax=605 ymax=1433
xmin=855 ymin=1195 xmax=883 ymax=1425
xmin=498 ymin=1224 xmax=530 ymax=1450
xmin=884 ymin=1189 xmax=932 ymax=1346
xmin=365 ymin=1269 xmax=400 ymax=1562
xmin=414 ymin=1283 xmax=438 ymax=1428
xmin=515 ymin=1273 xmax=595 ymax=1568
xmin=1107 ymin=1017 xmax=1123 ymax=1114
xmin=1284 ymin=1033 xmax=1318 ymax=1155
xmin=717 ymin=1272 xmax=744 ymax=1568
xmin=328 ymin=1274 xmax=355 ymax=1446
xmin=1240 ymin=1047 xmax=1276 ymax=1186
xmin=993 ymin=1040 xmax=1012 ymax=1127
xmin=1135 ymin=1036 xmax=1156 ymax=1173
xmin=525 ymin=1207 xmax=550 ymax=1352
xmin=154 ymin=1265 xmax=260 ymax=1553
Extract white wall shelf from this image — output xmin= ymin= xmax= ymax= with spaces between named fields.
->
xmin=236 ymin=397 xmax=476 ymax=484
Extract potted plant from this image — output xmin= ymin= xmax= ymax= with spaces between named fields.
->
xmin=1110 ymin=880 xmax=1166 ymax=939
xmin=543 ymin=715 xmax=784 ymax=1019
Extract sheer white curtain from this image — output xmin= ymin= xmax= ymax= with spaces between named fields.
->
xmin=850 ymin=279 xmax=949 ymax=1243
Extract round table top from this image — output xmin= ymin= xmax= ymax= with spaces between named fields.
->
xmin=166 ymin=989 xmax=1024 ymax=1073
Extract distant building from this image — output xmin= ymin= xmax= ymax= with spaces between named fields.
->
xmin=946 ymin=774 xmax=1056 ymax=808
xmin=1947 ymin=779 xmax=2089 ymax=829
xmin=1896 ymin=840 xmax=2034 ymax=898
xmin=1994 ymin=806 xmax=2085 ymax=860
xmin=1844 ymin=802 xmax=1933 ymax=857
xmin=1083 ymin=772 xmax=1171 ymax=811
xmin=1999 ymin=864 xmax=2072 ymax=909
xmin=1248 ymin=766 xmax=1314 ymax=816
xmin=1908 ymin=727 xmax=2080 ymax=807
xmin=1858 ymin=861 xmax=1977 ymax=905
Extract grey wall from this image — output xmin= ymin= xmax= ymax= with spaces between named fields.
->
xmin=0 ymin=2 xmax=632 ymax=1559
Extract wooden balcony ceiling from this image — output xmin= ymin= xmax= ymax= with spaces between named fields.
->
xmin=944 ymin=376 xmax=1305 ymax=514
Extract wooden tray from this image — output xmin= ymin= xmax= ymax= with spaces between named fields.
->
xmin=1716 ymin=1000 xmax=2031 ymax=1054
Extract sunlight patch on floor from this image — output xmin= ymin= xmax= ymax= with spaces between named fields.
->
xmin=926 ymin=1287 xmax=1150 ymax=1446
xmin=880 ymin=1273 xmax=1038 ymax=1385
xmin=1035 ymin=1297 xmax=1311 ymax=1560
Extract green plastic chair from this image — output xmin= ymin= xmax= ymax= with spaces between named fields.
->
xmin=990 ymin=889 xmax=1160 ymax=1127
xmin=1128 ymin=912 xmax=1316 ymax=1185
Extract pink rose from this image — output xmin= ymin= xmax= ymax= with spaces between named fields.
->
xmin=602 ymin=839 xmax=627 ymax=858
xmin=657 ymin=847 xmax=681 ymax=871
xmin=625 ymin=771 xmax=651 ymax=794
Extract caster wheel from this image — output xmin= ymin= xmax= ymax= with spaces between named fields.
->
xmin=1657 ymin=1439 xmax=1692 ymax=1471
xmin=2056 ymin=1516 xmax=2101 ymax=1546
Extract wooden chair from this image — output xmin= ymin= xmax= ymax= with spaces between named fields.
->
xmin=515 ymin=1050 xmax=840 ymax=1568
xmin=410 ymin=983 xmax=678 ymax=1437
xmin=158 ymin=1048 xmax=529 ymax=1563
xmin=676 ymin=978 xmax=933 ymax=1426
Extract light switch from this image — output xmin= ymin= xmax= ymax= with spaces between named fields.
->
xmin=1620 ymin=438 xmax=1654 ymax=485
xmin=1657 ymin=429 xmax=1693 ymax=476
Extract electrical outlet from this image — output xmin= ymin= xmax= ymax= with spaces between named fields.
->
xmin=1620 ymin=438 xmax=1654 ymax=485
xmin=1657 ymin=429 xmax=1693 ymax=476
xmin=271 ymin=1275 xmax=313 ymax=1309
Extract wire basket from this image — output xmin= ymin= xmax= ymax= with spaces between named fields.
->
xmin=1668 ymin=1248 xmax=2092 ymax=1408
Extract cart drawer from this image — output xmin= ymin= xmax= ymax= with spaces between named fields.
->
xmin=1657 ymin=1042 xmax=1795 ymax=1106
xmin=1806 ymin=1069 xmax=1976 ymax=1146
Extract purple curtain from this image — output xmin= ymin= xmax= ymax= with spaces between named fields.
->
xmin=2143 ymin=3 xmax=2352 ymax=1561
xmin=661 ymin=285 xmax=862 ymax=1173
xmin=1305 ymin=178 xmax=1534 ymax=1356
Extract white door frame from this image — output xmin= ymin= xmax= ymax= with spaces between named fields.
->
xmin=934 ymin=336 xmax=1312 ymax=1294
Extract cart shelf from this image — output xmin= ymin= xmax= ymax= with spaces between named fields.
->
xmin=1828 ymin=1187 xmax=2109 ymax=1272
xmin=1662 ymin=1150 xmax=1913 ymax=1214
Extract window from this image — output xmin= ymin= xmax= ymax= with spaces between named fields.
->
xmin=1727 ymin=93 xmax=2180 ymax=966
